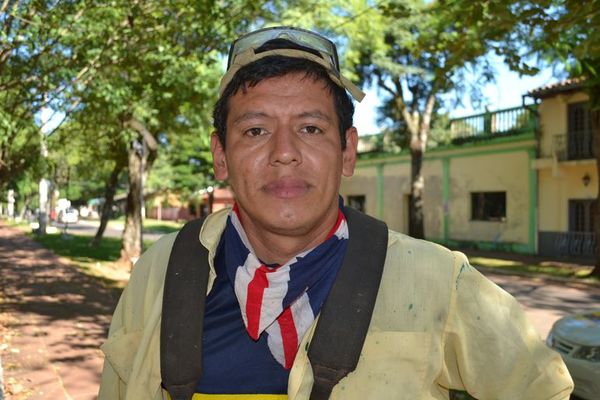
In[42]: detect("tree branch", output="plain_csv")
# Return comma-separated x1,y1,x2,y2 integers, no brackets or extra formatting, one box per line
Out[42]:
377,73,396,97
125,118,159,151
0,0,11,14
392,76,418,136
420,91,436,141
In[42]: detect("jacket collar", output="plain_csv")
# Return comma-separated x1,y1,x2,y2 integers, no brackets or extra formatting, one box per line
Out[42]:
199,207,231,253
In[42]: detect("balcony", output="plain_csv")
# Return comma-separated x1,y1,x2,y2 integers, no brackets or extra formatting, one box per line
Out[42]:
552,131,594,161
539,231,596,261
449,106,536,144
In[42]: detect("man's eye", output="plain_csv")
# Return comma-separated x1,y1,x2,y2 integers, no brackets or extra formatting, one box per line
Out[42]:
245,127,267,137
301,126,322,135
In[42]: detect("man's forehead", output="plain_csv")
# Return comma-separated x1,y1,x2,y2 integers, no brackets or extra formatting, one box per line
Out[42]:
227,73,335,108
236,71,332,95
231,110,333,126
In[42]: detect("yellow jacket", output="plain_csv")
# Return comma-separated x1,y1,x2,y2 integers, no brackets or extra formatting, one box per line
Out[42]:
98,208,573,400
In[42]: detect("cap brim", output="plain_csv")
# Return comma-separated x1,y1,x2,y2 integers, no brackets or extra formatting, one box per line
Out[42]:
219,48,365,102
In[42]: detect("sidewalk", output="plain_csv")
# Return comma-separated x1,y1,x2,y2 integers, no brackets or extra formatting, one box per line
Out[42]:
0,222,121,399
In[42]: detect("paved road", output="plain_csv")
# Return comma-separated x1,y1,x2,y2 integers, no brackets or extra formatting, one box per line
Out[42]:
55,219,165,242
481,271,600,339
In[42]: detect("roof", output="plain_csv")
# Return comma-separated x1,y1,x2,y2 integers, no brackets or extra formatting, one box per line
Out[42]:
527,77,586,99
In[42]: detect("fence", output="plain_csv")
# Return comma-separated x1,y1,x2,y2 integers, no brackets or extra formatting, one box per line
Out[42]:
552,130,595,161
538,231,596,260
450,106,536,140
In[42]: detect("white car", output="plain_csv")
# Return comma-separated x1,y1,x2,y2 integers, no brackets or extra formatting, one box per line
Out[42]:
59,207,79,224
546,311,600,400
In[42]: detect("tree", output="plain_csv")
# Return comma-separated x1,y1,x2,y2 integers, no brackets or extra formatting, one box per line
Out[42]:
0,1,100,192
57,0,268,267
146,130,215,199
513,0,600,275
47,116,128,245
338,0,529,238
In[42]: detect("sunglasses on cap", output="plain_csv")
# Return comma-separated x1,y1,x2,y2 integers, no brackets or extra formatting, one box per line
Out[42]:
219,26,365,102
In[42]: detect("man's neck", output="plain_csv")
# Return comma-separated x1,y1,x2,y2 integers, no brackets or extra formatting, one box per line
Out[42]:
237,208,340,266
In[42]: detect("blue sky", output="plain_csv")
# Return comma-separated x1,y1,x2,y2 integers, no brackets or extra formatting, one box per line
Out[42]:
353,61,559,136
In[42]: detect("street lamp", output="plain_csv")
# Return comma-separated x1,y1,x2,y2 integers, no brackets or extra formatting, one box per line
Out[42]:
207,186,214,214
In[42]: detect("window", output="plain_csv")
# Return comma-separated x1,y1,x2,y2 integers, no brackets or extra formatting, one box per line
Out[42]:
569,199,596,232
567,102,593,160
471,192,506,221
347,195,366,212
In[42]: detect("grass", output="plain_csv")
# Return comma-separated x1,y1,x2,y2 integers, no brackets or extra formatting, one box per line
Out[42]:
106,218,184,234
468,255,599,282
1,216,182,290
33,233,122,262
5,216,599,287
29,232,136,288
141,219,184,234
3,218,31,232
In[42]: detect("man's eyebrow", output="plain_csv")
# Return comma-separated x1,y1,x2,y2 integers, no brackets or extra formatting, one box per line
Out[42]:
232,111,269,125
298,110,332,122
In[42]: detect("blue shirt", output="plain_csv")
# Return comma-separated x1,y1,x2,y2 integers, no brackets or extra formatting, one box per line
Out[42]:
195,238,289,395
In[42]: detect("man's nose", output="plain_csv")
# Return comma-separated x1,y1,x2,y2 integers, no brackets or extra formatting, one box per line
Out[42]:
269,128,302,166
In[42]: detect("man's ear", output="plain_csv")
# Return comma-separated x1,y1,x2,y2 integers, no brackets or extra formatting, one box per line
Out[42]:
342,127,358,177
211,132,228,180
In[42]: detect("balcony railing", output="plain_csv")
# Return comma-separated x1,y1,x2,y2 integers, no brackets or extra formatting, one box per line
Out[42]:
552,130,594,161
539,231,596,260
450,106,536,141
552,135,567,160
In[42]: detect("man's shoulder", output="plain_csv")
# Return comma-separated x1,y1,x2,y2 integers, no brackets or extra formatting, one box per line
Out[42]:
128,231,179,285
387,229,456,261
383,229,463,281
129,209,230,284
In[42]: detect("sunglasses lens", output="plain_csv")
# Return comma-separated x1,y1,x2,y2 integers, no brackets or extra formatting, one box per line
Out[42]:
228,27,339,72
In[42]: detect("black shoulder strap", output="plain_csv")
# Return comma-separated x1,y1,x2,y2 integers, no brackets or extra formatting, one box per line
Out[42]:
161,217,209,400
307,206,388,400
160,209,388,400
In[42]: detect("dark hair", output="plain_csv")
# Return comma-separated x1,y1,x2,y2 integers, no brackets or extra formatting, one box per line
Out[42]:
213,53,355,150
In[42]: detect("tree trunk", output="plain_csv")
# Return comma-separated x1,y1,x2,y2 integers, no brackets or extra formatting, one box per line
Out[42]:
592,108,600,277
409,145,425,239
91,157,125,246
407,95,434,240
119,138,144,268
118,116,159,269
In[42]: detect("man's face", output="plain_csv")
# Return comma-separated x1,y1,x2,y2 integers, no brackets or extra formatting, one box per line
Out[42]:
211,72,358,241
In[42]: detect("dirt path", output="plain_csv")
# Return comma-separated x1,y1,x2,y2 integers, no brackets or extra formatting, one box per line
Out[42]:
0,223,122,399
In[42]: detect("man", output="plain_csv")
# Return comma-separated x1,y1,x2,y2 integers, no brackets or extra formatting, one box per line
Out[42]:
98,27,573,399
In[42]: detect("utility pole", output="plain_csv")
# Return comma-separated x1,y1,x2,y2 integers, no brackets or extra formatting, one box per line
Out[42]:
38,133,50,235
38,101,51,235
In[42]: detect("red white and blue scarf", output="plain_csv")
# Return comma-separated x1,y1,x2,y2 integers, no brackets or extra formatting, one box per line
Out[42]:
223,205,349,369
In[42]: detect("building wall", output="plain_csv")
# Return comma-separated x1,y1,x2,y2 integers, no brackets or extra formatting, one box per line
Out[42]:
538,161,597,231
344,87,596,257
447,151,530,244
536,88,596,233
341,166,379,218
534,86,597,260
342,159,443,236
341,142,534,250
422,159,444,240
380,163,410,232
538,91,589,159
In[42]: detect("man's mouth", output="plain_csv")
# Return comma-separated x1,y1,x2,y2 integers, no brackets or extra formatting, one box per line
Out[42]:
262,178,310,199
